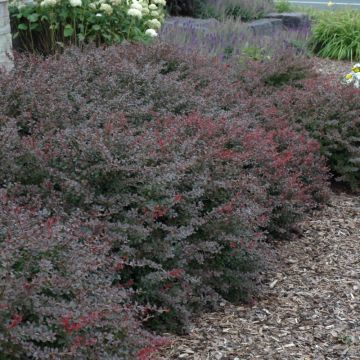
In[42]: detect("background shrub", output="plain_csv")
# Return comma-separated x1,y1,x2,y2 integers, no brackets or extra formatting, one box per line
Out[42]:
0,43,330,358
274,0,292,13
310,9,360,60
204,0,274,21
166,0,205,17
10,0,166,55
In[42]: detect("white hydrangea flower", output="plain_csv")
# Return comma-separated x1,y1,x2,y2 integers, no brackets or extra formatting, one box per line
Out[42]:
100,3,113,14
89,2,97,9
96,12,102,16
69,0,82,7
40,0,58,7
127,8,142,18
145,28,158,37
111,0,122,4
150,10,159,17
130,1,143,10
147,18,161,29
153,0,166,5
148,3,157,10
142,7,150,15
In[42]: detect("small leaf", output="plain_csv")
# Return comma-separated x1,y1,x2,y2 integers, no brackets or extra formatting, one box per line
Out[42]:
77,33,85,42
92,24,101,31
27,13,39,22
64,24,74,38
18,23,28,30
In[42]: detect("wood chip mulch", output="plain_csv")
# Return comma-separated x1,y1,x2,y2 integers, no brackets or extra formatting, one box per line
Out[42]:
157,193,360,359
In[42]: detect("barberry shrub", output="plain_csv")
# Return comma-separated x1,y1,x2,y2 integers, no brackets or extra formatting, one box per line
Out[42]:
235,49,316,95
268,79,360,190
233,50,360,190
0,193,164,359
0,43,330,358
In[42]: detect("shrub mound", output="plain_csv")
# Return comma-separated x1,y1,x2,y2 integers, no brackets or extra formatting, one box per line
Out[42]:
268,79,360,189
0,44,329,359
233,54,360,191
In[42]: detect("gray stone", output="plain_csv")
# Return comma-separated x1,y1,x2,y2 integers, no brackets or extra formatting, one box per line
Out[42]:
0,0,13,72
265,12,310,29
0,23,11,35
164,16,220,31
246,19,283,36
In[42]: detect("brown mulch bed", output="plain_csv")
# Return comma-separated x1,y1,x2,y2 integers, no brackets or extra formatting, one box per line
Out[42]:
158,193,360,359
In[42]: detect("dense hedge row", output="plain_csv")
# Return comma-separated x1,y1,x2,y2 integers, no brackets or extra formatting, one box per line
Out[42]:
2,40,360,358
0,43,332,359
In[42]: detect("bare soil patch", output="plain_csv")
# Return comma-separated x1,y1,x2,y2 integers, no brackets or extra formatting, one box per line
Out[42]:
158,193,360,359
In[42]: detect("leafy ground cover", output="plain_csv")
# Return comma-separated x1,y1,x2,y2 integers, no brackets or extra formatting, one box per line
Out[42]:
0,43,331,359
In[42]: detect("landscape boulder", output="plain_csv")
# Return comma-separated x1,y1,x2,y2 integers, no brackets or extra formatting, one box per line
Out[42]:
246,18,283,36
265,12,310,29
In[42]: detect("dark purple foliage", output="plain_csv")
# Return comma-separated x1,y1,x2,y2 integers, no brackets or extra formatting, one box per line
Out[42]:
0,43,330,359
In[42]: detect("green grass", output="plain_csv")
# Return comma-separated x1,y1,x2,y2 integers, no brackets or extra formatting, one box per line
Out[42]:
274,0,293,13
309,9,360,60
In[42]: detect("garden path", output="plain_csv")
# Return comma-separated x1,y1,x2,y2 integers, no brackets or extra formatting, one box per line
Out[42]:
158,192,360,359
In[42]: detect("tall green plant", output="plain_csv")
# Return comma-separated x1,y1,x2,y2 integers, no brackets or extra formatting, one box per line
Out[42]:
310,9,360,61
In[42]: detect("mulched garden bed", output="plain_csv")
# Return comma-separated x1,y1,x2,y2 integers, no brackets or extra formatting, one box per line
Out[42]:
158,192,360,359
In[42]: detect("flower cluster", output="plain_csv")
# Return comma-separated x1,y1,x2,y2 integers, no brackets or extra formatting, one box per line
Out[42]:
11,0,166,53
126,0,166,37
345,63,360,88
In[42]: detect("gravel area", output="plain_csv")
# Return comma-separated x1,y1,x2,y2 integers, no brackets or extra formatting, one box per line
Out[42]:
311,56,353,77
158,193,360,359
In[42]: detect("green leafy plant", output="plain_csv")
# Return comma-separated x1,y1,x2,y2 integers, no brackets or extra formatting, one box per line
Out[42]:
241,43,271,61
10,0,166,54
274,0,292,13
310,9,360,60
